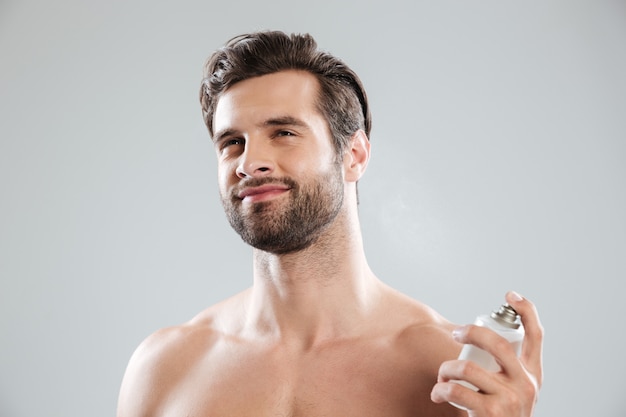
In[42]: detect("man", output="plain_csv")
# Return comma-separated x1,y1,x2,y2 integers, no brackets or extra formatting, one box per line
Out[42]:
117,31,543,416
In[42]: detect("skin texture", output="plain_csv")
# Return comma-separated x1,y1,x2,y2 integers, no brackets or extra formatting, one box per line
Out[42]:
117,70,543,417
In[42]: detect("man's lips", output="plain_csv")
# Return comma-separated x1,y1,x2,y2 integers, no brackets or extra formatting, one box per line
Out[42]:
237,184,291,203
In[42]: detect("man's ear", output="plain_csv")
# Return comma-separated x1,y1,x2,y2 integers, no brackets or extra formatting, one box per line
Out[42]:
343,129,370,182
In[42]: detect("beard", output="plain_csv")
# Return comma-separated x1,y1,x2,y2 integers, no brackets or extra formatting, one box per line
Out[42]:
221,165,344,255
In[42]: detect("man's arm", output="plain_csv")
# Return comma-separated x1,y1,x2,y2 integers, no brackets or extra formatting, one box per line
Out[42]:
430,291,544,416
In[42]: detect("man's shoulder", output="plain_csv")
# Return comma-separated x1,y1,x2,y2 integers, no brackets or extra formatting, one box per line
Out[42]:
132,320,216,367
380,285,455,328
133,289,250,362
378,286,461,362
117,291,251,416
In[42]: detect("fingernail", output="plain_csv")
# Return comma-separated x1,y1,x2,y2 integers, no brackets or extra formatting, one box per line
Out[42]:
509,291,524,302
452,326,466,341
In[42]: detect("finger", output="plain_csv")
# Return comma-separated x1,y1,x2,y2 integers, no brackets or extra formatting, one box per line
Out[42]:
453,325,525,379
437,359,502,394
431,380,485,411
506,291,544,385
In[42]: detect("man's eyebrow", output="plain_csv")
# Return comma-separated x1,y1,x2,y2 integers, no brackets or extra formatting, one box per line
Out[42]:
212,128,238,144
213,116,310,143
262,116,310,129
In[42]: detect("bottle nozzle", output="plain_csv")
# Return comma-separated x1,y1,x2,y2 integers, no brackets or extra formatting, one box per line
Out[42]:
490,303,521,329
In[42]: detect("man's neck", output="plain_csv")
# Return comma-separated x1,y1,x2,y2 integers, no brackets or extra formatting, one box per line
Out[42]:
245,211,383,348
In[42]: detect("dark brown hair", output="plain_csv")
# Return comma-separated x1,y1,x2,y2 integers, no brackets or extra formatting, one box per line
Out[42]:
199,31,371,155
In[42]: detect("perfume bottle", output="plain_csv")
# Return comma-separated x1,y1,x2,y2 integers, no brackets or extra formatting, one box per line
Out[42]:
450,303,524,410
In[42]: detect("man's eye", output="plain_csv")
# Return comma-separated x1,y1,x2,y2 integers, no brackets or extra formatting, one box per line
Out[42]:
217,138,244,155
224,138,244,147
277,131,295,137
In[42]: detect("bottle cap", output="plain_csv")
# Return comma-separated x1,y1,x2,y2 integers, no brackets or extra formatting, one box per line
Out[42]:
490,304,521,329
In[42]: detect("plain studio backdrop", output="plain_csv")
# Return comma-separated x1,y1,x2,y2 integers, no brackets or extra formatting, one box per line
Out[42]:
1,1,625,416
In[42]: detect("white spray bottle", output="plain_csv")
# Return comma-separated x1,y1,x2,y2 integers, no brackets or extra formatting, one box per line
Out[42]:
450,303,524,410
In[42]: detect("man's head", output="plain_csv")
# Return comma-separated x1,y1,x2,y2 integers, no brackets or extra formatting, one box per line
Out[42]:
212,70,346,254
200,30,371,156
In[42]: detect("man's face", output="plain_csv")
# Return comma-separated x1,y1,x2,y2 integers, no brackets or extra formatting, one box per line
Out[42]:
212,70,345,254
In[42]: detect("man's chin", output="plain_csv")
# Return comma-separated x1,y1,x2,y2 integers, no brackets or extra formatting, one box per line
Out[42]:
248,238,315,255
235,223,317,255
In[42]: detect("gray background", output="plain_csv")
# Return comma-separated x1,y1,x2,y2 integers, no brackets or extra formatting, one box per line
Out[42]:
1,0,625,416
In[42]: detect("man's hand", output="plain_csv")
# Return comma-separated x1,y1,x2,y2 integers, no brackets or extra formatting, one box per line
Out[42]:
431,291,544,416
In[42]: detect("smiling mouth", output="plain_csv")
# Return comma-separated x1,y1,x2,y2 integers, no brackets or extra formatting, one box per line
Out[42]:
237,184,291,203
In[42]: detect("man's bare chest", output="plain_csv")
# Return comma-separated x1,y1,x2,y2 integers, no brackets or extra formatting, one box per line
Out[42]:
157,340,456,417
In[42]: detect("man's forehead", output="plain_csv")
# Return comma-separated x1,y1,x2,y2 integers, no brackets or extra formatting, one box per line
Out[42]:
213,70,323,133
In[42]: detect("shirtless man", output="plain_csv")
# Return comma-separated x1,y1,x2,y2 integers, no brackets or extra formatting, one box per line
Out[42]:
117,31,543,417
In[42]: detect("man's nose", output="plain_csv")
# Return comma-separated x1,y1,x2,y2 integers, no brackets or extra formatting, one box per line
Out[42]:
235,140,274,179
